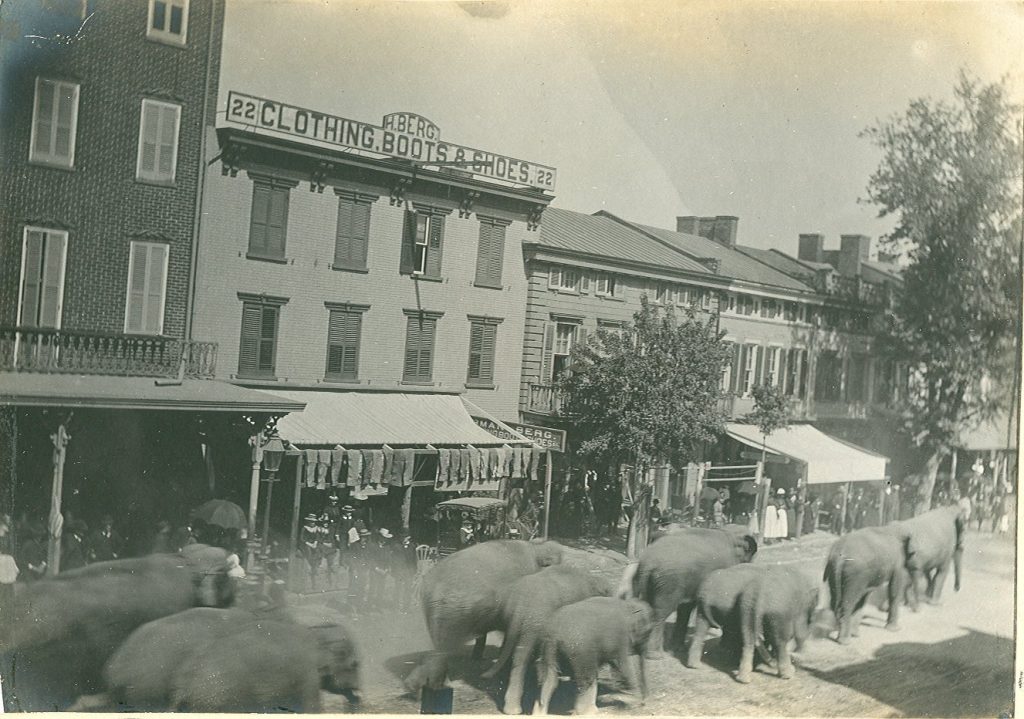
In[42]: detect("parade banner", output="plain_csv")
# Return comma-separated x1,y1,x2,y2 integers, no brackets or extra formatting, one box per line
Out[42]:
224,91,557,192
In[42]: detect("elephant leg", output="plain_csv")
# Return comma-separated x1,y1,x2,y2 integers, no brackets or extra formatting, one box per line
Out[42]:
685,612,711,668
836,591,856,645
669,602,695,653
930,562,951,604
772,621,794,680
472,634,488,661
574,679,599,716
885,575,903,631
645,617,667,659
501,641,535,715
611,649,643,706
534,648,558,717
907,570,923,611
849,593,869,638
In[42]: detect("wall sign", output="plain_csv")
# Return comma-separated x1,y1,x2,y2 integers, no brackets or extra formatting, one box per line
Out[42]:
506,422,566,453
225,91,557,192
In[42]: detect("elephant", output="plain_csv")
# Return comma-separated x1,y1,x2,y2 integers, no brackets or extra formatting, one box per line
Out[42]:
481,564,610,714
823,525,907,644
534,597,653,716
689,564,819,681
71,607,361,712
408,539,564,691
628,527,758,658
893,505,966,607
1,547,235,711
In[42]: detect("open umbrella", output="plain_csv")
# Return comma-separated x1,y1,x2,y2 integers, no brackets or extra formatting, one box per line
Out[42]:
191,499,247,530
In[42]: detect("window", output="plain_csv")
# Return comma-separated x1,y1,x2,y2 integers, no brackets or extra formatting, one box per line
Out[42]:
540,320,586,383
848,354,868,402
784,302,798,322
466,318,501,387
124,241,168,335
324,305,366,381
595,273,617,297
18,227,67,328
403,312,440,383
147,0,188,45
761,299,778,319
764,346,781,386
237,295,287,379
30,78,79,168
656,284,674,305
815,351,843,402
700,290,712,311
726,294,737,313
721,341,734,391
333,192,372,271
248,177,293,260
784,348,807,398
401,211,444,279
548,266,579,292
741,344,761,396
136,99,180,183
474,218,507,289
737,295,755,316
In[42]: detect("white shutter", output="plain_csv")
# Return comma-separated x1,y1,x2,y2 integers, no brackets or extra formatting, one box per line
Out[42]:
157,104,179,179
30,79,78,167
40,233,66,328
145,243,168,334
137,100,180,182
548,266,561,289
19,230,45,326
125,242,168,334
127,244,149,333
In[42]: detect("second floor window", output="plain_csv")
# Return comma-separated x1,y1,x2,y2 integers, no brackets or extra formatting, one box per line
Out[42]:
19,227,67,329
334,192,372,271
403,312,439,383
125,241,168,335
764,346,780,386
148,0,188,45
741,344,761,396
30,78,79,168
238,296,286,379
595,273,617,297
466,319,499,386
400,211,444,278
248,179,291,260
325,307,364,381
548,266,579,292
136,99,180,183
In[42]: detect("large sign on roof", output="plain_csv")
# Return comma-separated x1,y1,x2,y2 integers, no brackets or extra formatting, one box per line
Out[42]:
224,91,556,192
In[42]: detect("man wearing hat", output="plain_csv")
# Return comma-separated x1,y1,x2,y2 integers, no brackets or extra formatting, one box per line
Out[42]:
62,519,89,571
336,502,364,593
301,512,321,591
347,527,372,612
366,527,393,612
87,515,123,563
320,494,342,589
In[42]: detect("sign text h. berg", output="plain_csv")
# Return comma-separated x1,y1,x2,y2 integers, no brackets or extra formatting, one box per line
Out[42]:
225,91,556,192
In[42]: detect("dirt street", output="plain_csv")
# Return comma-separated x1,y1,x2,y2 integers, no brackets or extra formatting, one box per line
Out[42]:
302,530,1014,717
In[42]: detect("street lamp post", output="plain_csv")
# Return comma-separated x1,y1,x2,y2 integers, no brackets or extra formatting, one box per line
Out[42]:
260,430,286,555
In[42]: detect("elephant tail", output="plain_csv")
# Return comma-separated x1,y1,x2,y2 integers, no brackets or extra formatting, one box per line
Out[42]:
824,556,842,620
741,574,766,656
481,615,522,679
617,561,640,599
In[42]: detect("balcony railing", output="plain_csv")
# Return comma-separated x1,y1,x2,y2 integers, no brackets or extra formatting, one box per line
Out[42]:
528,383,563,414
0,326,217,379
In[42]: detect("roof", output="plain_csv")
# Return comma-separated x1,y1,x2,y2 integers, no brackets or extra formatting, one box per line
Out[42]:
537,208,711,275
725,423,890,484
736,246,817,282
0,373,304,413
615,216,814,292
862,260,903,284
259,390,534,447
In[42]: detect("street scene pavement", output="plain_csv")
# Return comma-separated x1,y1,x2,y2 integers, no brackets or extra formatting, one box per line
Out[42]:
299,529,1014,717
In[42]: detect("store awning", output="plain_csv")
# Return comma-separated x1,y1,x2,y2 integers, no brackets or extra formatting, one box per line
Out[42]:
461,398,536,445
258,389,534,447
0,372,304,413
724,422,889,485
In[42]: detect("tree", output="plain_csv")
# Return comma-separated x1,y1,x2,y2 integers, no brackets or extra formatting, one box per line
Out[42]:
861,71,1022,514
557,295,731,557
745,383,792,534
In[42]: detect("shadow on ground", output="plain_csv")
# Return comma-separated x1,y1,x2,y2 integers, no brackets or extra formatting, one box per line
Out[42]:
803,628,1013,718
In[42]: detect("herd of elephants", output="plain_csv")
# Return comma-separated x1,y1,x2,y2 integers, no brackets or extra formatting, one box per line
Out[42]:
0,504,964,714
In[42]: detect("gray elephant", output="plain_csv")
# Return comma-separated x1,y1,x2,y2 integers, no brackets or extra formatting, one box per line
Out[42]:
534,597,653,716
688,564,817,681
823,525,907,644
894,505,966,607
71,607,360,712
481,564,610,714
1,547,235,711
628,527,758,658
408,539,564,691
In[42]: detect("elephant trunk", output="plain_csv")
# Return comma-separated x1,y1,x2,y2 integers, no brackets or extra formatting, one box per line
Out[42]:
953,546,963,592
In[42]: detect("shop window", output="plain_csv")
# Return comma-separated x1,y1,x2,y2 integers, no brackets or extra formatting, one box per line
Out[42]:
467,317,501,387
401,211,444,279
148,0,188,45
325,305,366,381
238,294,288,379
30,78,79,168
403,311,440,383
474,218,507,289
19,227,67,329
124,241,168,335
333,192,372,272
136,99,180,184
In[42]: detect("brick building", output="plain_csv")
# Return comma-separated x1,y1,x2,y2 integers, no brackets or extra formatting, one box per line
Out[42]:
190,94,553,540
0,0,296,607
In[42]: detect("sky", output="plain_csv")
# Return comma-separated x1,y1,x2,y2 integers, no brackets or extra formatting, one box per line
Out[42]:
218,0,1024,255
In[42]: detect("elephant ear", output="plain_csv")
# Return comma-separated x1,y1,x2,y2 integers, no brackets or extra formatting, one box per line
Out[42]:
739,534,758,561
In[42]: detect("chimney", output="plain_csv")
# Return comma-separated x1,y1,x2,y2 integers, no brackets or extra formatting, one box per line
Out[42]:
711,216,738,248
676,216,699,234
839,234,871,276
697,217,717,240
798,233,824,263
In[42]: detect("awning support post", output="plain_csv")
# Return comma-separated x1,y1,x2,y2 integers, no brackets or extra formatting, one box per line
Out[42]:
794,471,806,539
878,482,886,526
542,450,552,541
401,484,413,534
288,459,302,591
46,417,71,577
839,481,851,534
246,431,263,572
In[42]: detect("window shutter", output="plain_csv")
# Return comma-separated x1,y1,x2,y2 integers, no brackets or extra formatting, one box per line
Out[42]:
418,318,435,379
351,201,370,269
334,197,355,268
258,306,277,372
266,186,288,258
424,214,443,278
249,184,270,255
754,346,764,386
19,231,45,327
729,343,740,392
737,345,749,392
548,267,561,289
140,103,159,176
468,322,483,380
580,272,590,294
540,322,555,384
238,303,262,374
145,244,167,333
576,326,588,352
157,105,177,178
34,81,55,157
399,211,415,274
403,316,421,380
777,349,788,392
474,222,505,288
127,244,149,333
55,83,75,159
480,323,495,382
488,224,505,287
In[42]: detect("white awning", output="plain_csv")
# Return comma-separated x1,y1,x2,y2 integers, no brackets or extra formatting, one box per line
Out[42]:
724,423,889,485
